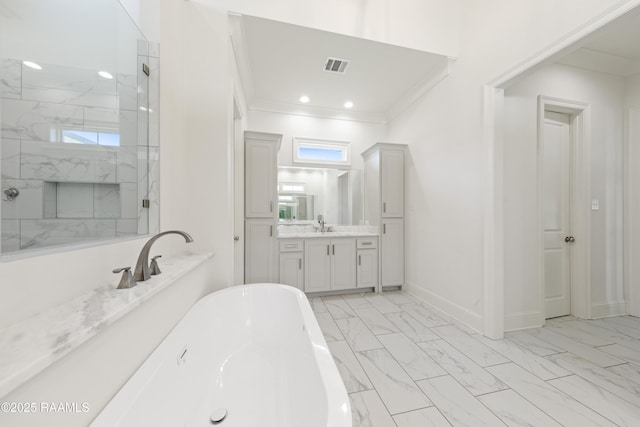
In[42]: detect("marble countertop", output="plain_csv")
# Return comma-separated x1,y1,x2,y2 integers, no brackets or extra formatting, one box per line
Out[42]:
0,251,213,399
278,231,379,239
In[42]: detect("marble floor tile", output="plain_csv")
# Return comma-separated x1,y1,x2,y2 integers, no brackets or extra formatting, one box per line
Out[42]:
506,330,565,356
342,293,374,310
546,320,614,347
327,340,373,393
597,344,640,367
487,363,615,427
472,334,571,380
354,308,400,335
364,294,403,314
314,312,343,342
547,352,640,407
383,291,418,305
392,407,451,427
432,325,509,367
555,320,640,352
526,328,624,367
402,304,449,328
385,311,440,342
594,317,640,339
416,375,506,427
323,296,358,319
478,389,562,427
608,363,640,386
335,318,383,351
549,374,640,427
309,297,328,313
349,390,396,427
377,333,446,380
356,348,432,414
417,340,507,396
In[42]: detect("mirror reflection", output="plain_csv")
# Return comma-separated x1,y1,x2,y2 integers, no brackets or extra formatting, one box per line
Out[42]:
278,166,363,226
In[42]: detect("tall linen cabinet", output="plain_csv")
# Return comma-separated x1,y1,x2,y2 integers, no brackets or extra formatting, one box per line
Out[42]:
244,131,281,283
362,143,406,291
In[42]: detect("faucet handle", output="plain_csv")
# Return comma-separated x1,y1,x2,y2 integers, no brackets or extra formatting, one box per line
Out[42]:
150,255,162,276
113,266,137,289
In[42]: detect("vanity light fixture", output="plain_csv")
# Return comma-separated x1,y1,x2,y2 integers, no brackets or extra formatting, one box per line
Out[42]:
344,101,353,109
22,61,42,70
98,71,114,79
299,95,310,103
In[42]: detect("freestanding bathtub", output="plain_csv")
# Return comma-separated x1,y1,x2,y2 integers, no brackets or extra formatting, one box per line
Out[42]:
91,284,351,427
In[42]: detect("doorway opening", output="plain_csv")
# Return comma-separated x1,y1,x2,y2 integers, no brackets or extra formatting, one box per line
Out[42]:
538,97,591,323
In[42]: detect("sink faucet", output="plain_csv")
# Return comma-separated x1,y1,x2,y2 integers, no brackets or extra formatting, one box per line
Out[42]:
133,230,194,281
317,215,326,233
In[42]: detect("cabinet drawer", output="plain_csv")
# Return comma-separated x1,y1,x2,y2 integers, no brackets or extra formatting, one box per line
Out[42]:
279,239,304,252
357,237,378,249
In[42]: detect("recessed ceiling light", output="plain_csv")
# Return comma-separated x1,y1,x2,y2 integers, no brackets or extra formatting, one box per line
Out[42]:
98,71,113,80
22,61,42,70
344,101,354,109
299,95,310,103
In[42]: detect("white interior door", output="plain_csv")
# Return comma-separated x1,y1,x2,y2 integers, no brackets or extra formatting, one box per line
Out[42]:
543,111,572,318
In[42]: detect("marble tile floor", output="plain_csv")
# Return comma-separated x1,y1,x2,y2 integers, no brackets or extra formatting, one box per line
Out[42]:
311,291,640,427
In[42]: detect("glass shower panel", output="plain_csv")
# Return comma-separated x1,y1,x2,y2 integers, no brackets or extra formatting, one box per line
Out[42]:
0,0,157,254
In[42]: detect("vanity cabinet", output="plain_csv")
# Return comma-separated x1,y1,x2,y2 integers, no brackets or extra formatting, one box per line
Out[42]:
363,143,406,290
245,219,277,283
279,240,304,291
304,238,356,292
357,237,378,288
245,132,279,218
380,149,404,217
244,131,281,284
380,218,404,287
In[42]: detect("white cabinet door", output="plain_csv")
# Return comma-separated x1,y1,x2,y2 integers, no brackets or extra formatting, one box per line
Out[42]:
381,218,404,287
245,219,277,283
279,252,304,291
357,249,378,288
305,238,331,292
331,238,357,290
381,150,404,217
245,139,276,218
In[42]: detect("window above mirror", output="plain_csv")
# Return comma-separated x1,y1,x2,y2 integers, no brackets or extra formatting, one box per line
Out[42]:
292,137,351,167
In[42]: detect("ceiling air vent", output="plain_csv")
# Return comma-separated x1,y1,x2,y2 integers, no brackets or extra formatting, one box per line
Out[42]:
323,57,349,74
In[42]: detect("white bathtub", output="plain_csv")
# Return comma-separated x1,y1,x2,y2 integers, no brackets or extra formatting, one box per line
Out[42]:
92,284,351,427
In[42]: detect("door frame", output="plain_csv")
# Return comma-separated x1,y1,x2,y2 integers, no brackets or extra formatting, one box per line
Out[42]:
537,96,591,323
626,107,640,316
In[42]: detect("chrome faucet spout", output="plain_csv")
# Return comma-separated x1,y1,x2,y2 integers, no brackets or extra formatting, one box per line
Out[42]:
133,230,194,281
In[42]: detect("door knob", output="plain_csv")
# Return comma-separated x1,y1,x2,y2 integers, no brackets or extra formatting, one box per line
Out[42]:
564,236,575,243
234,235,240,241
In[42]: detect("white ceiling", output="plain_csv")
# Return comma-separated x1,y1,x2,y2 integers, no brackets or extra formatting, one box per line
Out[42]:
558,8,640,77
231,15,450,123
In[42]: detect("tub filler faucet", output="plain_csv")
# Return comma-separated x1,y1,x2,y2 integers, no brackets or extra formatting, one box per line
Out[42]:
133,230,194,281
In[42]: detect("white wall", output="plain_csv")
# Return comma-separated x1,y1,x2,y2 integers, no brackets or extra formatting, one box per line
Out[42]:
247,110,387,171
387,0,636,332
503,64,626,328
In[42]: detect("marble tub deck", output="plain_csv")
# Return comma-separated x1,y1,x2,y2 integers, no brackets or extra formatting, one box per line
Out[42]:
312,291,640,427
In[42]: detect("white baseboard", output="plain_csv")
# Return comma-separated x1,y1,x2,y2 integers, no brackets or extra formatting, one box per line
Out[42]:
504,311,542,332
404,281,482,333
591,301,627,319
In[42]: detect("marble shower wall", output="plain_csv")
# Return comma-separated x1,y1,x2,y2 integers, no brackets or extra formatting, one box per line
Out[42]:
0,42,160,253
